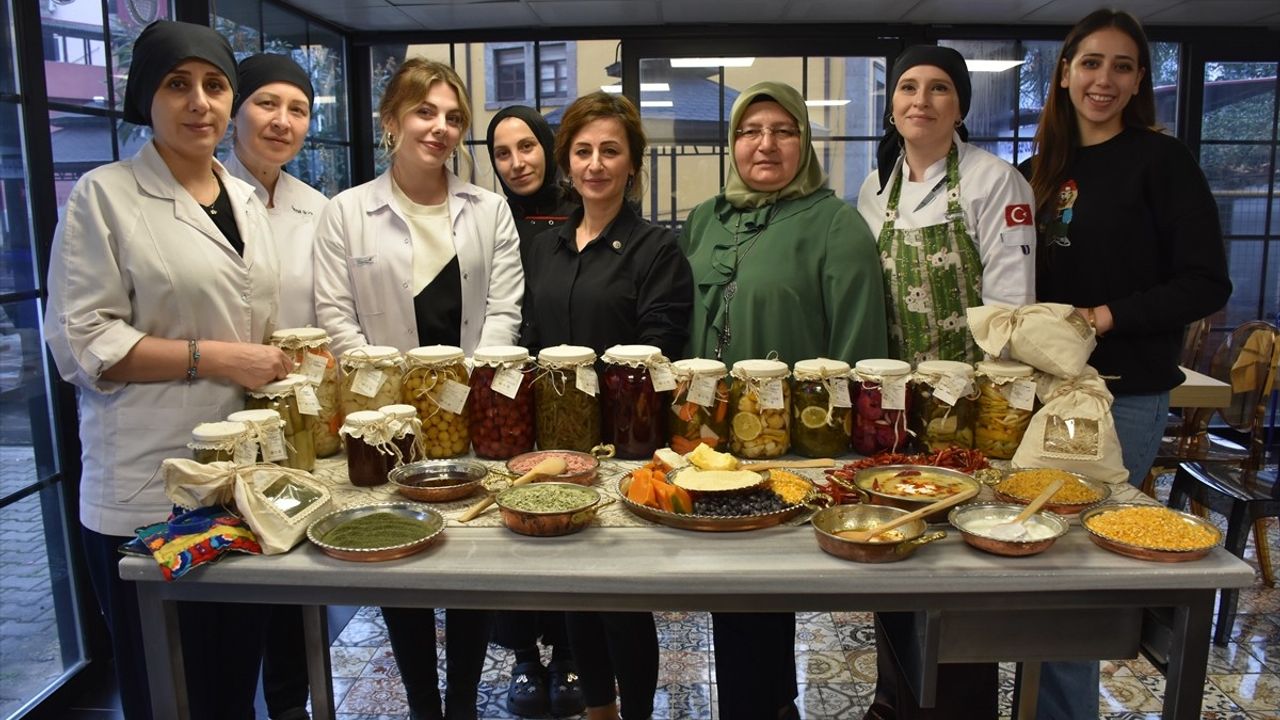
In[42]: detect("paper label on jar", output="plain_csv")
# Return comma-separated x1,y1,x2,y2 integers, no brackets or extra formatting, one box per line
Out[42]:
295,384,321,415
436,379,470,415
649,364,677,392
830,378,852,408
1004,378,1037,411
234,439,258,466
688,375,718,407
491,367,524,400
350,367,385,398
262,427,289,462
882,378,907,411
932,375,969,406
758,379,785,410
300,353,328,384
575,366,599,397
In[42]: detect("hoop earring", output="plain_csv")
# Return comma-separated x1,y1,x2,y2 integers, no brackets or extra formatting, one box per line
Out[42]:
888,115,896,126
383,131,395,147
955,119,963,128
625,175,635,193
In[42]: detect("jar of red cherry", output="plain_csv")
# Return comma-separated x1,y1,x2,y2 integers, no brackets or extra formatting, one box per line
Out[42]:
468,345,535,459
851,359,913,456
600,344,674,459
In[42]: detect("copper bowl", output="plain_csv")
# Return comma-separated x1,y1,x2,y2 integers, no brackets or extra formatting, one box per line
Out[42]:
948,502,1069,557
507,450,600,485
388,460,487,502
994,468,1111,515
1080,503,1221,562
306,502,444,562
811,504,946,563
843,464,980,522
495,482,603,537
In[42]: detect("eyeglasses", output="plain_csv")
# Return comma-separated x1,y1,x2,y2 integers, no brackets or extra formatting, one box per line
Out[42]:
733,125,802,143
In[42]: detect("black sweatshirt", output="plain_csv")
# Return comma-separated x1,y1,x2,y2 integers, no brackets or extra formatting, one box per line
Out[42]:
1032,127,1232,395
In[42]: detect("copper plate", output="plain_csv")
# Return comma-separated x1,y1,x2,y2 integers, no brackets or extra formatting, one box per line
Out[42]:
307,502,444,562
618,472,811,532
507,450,600,485
849,464,981,521
388,460,488,502
1080,503,1221,562
994,468,1111,515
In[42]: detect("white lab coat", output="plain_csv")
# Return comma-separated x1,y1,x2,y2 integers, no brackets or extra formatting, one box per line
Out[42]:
225,152,328,328
313,169,523,357
44,140,280,536
858,134,1037,308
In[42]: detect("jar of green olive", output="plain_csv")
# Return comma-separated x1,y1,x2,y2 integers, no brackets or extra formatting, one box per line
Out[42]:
269,327,340,457
338,345,405,420
402,345,471,458
227,408,288,466
534,345,601,452
910,360,978,452
669,358,729,455
245,374,317,471
791,358,852,458
729,359,791,459
189,420,251,465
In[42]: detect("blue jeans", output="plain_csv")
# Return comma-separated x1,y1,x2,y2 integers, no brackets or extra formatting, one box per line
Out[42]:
1034,391,1170,719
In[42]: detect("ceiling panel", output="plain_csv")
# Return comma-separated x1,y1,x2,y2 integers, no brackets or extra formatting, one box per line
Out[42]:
528,0,662,25
396,1,541,28
902,0,1055,24
782,0,915,23
1020,0,1194,23
294,3,418,30
1144,0,1280,23
660,0,790,24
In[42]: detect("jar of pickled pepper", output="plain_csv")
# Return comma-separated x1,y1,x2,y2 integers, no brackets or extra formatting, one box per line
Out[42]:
974,360,1037,459
910,360,978,452
469,345,536,459
790,358,852,458
402,345,471,458
669,358,729,455
339,410,394,487
269,327,340,457
379,404,422,467
851,359,913,456
338,345,405,420
534,345,601,452
245,374,316,471
600,344,673,459
189,420,250,465
227,408,288,466
729,359,791,459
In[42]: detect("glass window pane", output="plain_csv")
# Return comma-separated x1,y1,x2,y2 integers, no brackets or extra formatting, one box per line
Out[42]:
1263,240,1280,326
107,0,171,113
1201,142,1274,236
49,110,113,213
263,2,305,61
804,56,885,141
213,0,263,60
1,0,15,95
307,22,348,143
1151,42,1180,134
1201,62,1278,142
1020,40,1060,141
41,0,109,108
372,43,448,140
1224,239,1263,326
117,118,152,162
813,139,877,205
291,141,349,199
1,102,35,295
940,40,1022,141
1272,159,1280,236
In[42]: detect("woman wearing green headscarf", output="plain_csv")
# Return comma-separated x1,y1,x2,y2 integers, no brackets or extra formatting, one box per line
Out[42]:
681,81,886,720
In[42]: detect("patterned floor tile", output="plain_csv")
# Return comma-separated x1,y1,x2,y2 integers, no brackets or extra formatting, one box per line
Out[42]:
656,613,712,652
1212,673,1280,712
798,651,855,684
334,713,406,720
1098,713,1161,720
806,681,874,720
836,620,877,652
652,682,711,720
339,676,410,715
830,611,873,626
845,648,878,684
795,617,844,653
1209,643,1272,674
1099,673,1162,713
334,611,389,647
1243,642,1280,674
331,645,379,678
1200,677,1248,714
658,649,712,685
473,678,524,720
1231,614,1280,644
1246,710,1280,720
362,647,405,679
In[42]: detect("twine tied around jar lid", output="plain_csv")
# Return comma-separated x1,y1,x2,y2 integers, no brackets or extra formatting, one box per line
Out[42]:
601,344,669,369
535,345,597,397
975,360,1034,386
188,420,251,456
472,345,531,369
730,357,789,399
852,358,915,451
246,373,306,399
672,358,728,406
226,408,295,464
270,327,330,351
913,360,978,397
340,345,405,373
794,358,851,428
404,346,468,417
340,410,405,466
379,404,426,461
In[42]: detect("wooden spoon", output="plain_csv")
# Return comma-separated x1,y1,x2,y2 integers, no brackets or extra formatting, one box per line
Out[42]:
458,457,567,522
836,484,979,543
988,477,1065,541
739,458,835,472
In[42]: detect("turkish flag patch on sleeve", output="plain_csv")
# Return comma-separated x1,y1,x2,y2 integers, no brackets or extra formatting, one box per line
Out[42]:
1005,204,1032,227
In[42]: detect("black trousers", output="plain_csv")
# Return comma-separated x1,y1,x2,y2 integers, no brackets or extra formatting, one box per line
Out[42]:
382,607,492,720
262,604,310,718
711,612,798,719
866,613,998,720
491,609,570,651
564,611,658,719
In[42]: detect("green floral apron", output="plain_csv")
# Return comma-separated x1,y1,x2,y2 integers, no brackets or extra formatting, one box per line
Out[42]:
877,145,984,364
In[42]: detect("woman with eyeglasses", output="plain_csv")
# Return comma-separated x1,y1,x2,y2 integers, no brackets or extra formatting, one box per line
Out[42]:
681,81,885,720
857,45,1036,366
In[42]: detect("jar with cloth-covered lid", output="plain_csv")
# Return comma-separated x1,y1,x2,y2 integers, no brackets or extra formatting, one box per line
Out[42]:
534,345,601,452
469,345,535,459
852,359,913,456
402,346,471,458
975,360,1037,459
910,360,977,452
601,344,673,459
338,345,404,419
729,359,791,459
340,410,395,487
791,358,852,458
189,421,251,465
669,358,729,455
379,404,422,466
245,374,317,471
269,328,340,457
227,408,289,467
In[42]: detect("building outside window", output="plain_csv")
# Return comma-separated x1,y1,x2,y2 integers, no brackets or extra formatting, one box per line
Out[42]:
484,41,577,109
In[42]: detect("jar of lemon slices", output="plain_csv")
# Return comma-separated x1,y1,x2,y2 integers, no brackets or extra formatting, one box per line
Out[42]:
790,358,852,458
728,359,790,459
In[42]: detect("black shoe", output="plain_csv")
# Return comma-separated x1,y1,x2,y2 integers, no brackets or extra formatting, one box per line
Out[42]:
506,660,549,718
547,659,585,717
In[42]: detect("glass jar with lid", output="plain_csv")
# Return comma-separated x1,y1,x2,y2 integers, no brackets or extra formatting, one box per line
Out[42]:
600,345,673,459
469,345,536,459
338,345,405,420
189,420,251,465
729,359,791,459
227,408,288,466
402,345,471,459
974,360,1037,459
245,374,317,471
379,404,422,466
269,327,340,457
534,345,601,452
669,358,729,455
852,359,913,456
910,360,978,452
339,410,394,487
791,358,852,458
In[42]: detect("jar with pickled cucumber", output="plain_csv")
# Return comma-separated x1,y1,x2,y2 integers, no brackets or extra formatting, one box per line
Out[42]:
227,408,287,466
601,345,673,459
402,346,471,458
269,327,340,457
338,345,405,420
669,358,729,455
534,345,601,452
340,410,394,487
974,360,1037,459
729,359,791,459
245,374,316,471
469,345,536,459
791,358,852,458
189,421,251,465
910,360,977,452
852,359,913,456
379,404,422,466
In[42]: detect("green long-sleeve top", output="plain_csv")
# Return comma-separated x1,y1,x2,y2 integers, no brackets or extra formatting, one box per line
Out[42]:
680,188,888,367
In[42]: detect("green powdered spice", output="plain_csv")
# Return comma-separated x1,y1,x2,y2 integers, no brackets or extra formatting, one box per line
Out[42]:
320,512,432,549
500,484,595,513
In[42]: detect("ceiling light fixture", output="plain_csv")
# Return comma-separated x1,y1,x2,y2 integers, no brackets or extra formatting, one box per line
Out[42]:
600,83,671,93
965,59,1025,72
805,99,851,107
640,100,674,108
670,57,755,68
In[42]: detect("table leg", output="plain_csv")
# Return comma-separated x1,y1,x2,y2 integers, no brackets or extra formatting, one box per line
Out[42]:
1015,661,1040,720
1161,592,1214,720
136,582,188,720
302,605,335,720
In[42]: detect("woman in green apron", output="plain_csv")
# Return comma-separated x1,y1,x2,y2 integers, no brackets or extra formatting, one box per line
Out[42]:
857,45,1036,366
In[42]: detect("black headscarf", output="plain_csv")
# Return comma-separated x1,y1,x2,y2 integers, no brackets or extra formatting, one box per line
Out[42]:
875,45,973,193
485,106,561,214
232,53,315,115
122,20,238,127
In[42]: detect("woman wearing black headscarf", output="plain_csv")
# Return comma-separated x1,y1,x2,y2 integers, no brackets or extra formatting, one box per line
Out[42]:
43,20,289,720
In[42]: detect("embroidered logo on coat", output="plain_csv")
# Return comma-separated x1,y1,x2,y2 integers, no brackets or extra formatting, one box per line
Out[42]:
1004,204,1032,227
